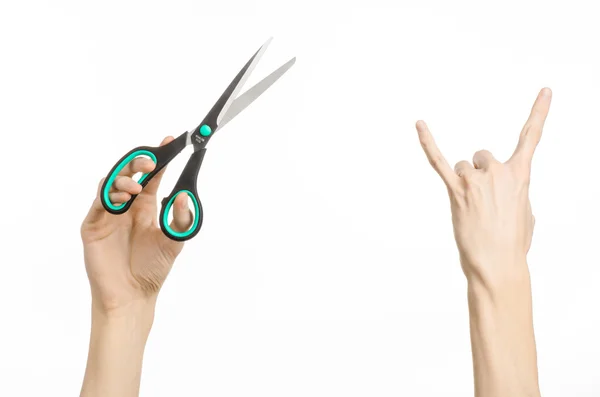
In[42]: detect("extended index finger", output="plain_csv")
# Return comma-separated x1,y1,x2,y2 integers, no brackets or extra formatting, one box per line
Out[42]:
510,87,552,164
416,120,457,189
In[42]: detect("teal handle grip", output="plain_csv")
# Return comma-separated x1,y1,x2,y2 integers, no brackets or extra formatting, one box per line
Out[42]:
101,149,157,212
158,149,206,241
159,190,202,241
100,133,188,215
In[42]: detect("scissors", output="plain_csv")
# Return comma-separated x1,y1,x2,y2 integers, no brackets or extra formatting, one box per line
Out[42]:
100,38,295,242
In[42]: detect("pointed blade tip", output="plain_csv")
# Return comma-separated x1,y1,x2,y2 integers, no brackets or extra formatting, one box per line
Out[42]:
262,37,274,48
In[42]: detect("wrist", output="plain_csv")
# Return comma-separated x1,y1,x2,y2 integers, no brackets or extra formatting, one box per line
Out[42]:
91,297,157,334
466,268,540,397
82,298,155,396
462,255,530,294
467,270,533,322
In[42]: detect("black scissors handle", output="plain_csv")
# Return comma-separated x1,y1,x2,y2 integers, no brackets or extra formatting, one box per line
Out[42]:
100,132,205,242
158,149,205,242
100,133,187,215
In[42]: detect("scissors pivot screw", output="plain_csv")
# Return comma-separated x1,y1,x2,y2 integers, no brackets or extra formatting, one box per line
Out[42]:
199,124,212,136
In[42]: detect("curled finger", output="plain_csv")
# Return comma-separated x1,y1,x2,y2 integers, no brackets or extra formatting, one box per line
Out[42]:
112,176,143,195
109,191,132,206
119,156,156,177
454,160,474,178
473,150,498,170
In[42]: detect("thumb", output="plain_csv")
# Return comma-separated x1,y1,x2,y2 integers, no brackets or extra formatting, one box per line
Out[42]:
158,193,194,257
170,193,194,233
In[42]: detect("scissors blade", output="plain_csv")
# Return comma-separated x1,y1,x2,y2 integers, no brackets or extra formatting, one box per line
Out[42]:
216,57,296,131
214,37,272,126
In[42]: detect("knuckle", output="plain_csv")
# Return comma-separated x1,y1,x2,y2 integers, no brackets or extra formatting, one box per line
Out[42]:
419,135,432,147
429,153,443,168
128,158,139,168
473,149,493,165
454,160,469,173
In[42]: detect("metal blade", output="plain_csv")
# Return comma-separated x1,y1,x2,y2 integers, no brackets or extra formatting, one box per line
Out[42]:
217,57,296,131
216,37,272,126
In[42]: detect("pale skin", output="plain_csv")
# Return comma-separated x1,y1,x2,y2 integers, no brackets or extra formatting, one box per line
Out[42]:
80,136,193,397
417,87,552,397
78,89,551,396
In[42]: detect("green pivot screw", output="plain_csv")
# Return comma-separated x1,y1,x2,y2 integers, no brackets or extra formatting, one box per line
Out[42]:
200,124,212,137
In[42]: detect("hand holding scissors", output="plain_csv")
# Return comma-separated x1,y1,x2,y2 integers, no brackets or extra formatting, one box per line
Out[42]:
100,38,295,241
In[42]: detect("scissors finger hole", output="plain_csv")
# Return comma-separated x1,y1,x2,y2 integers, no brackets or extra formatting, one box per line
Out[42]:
108,191,131,206
162,190,201,239
104,150,157,211
167,195,195,228
129,155,156,183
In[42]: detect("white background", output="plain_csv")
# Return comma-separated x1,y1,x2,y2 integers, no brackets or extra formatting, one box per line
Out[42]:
1,0,599,396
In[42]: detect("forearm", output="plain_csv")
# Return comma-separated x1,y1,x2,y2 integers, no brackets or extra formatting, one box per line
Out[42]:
81,301,156,397
466,262,540,397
